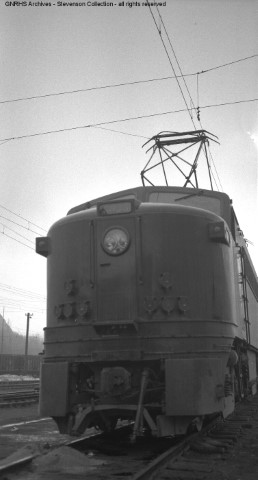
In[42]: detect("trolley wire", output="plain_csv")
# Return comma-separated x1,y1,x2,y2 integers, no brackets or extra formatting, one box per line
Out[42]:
94,125,149,139
0,222,34,245
199,54,258,74
0,98,256,144
153,5,224,191
0,54,256,106
0,207,46,254
0,283,46,320
148,4,196,128
0,282,46,300
0,215,45,236
0,231,34,251
0,204,47,233
155,5,198,122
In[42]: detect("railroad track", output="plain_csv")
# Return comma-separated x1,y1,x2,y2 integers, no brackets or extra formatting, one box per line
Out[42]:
0,394,258,479
0,381,39,407
0,380,39,391
0,418,226,478
133,396,258,480
0,391,39,408
0,420,223,479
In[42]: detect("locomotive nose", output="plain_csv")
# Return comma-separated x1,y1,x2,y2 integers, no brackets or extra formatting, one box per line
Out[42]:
95,214,137,331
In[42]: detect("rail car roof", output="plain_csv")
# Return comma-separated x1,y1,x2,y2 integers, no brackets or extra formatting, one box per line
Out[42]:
68,186,230,214
67,186,232,226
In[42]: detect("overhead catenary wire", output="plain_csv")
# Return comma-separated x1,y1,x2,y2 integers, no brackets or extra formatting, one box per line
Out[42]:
0,298,45,310
94,126,149,139
0,125,148,143
0,299,45,311
0,222,35,245
199,54,258,74
154,5,223,192
0,282,45,300
0,230,35,250
0,97,257,143
0,208,46,254
195,67,224,191
197,105,224,191
195,75,224,190
0,292,46,308
196,73,200,119
155,5,197,121
0,214,45,236
147,3,196,129
0,140,12,146
0,54,256,105
0,284,46,329
0,46,254,197
208,149,224,192
195,73,223,191
0,204,47,232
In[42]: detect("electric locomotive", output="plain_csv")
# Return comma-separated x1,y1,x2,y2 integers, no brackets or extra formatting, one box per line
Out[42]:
36,185,258,437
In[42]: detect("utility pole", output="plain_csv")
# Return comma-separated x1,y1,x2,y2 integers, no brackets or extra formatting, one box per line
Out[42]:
1,307,5,354
25,312,33,356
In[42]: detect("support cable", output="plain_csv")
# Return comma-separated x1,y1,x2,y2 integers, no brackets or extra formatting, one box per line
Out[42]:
150,6,222,190
0,231,34,250
0,204,47,233
0,98,257,144
0,214,44,236
148,4,197,129
0,55,256,106
0,282,46,300
156,6,198,120
0,222,34,245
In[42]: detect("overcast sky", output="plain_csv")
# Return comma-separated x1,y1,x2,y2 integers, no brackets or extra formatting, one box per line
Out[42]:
0,0,257,336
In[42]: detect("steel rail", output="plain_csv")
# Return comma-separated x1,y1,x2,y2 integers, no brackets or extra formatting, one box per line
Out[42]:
0,381,39,389
0,391,39,408
131,437,190,480
0,455,38,474
131,415,221,480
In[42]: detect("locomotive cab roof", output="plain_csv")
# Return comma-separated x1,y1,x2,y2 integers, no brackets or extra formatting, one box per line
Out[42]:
68,185,234,233
68,186,231,215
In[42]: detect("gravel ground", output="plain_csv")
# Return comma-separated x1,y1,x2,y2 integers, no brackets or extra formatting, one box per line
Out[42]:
209,397,258,480
1,397,258,479
181,395,258,480
0,403,41,427
0,403,70,463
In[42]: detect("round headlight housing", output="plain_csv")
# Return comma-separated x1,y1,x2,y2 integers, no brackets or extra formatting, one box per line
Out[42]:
102,227,130,256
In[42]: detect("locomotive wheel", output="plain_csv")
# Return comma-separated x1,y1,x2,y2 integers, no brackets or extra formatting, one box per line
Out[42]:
96,415,118,432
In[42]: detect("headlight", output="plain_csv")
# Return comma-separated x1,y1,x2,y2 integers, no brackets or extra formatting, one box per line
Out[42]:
208,221,230,245
102,227,130,255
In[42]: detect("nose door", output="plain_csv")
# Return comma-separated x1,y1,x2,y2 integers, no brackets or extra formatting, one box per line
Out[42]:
95,217,137,325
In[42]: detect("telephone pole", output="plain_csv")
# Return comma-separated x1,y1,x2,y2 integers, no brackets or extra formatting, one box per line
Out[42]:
1,307,5,354
25,312,33,356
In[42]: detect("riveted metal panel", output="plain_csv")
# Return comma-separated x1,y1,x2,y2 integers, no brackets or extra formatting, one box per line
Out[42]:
165,357,224,416
40,362,69,417
96,217,137,324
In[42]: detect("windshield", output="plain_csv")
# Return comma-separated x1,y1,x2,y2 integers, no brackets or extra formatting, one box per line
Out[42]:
148,191,221,215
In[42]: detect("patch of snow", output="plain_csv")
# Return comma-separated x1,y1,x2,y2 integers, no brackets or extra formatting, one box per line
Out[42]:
0,375,39,382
